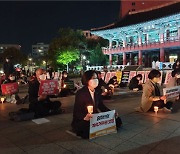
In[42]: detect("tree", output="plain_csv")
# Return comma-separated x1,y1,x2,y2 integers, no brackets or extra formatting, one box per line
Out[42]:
48,28,86,69
89,44,108,66
56,48,79,72
2,47,27,66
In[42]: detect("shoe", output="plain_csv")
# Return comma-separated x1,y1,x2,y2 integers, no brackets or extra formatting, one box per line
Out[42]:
163,107,172,113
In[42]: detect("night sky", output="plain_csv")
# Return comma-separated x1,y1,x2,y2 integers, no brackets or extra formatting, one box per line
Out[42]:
0,1,120,54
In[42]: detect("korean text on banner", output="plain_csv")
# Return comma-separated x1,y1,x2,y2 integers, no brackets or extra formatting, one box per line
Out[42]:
38,80,59,96
1,82,18,95
89,110,117,139
163,86,180,101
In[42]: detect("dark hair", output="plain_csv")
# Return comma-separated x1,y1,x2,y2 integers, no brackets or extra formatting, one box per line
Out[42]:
136,74,142,80
171,69,180,77
148,69,161,79
82,70,97,86
112,76,117,80
62,71,67,75
96,71,101,75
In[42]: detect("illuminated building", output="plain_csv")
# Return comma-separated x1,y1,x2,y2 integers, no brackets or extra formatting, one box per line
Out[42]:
91,1,180,67
32,43,49,58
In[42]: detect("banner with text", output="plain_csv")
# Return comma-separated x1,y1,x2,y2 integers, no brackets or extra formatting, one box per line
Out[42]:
89,110,117,139
1,82,18,95
164,70,172,85
38,80,59,96
163,86,180,101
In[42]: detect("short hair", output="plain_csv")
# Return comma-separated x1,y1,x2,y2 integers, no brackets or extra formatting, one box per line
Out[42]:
81,70,97,86
148,69,161,79
136,74,142,80
96,71,101,75
171,69,180,77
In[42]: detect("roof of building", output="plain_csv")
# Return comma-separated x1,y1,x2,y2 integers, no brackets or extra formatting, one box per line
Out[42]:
91,2,180,31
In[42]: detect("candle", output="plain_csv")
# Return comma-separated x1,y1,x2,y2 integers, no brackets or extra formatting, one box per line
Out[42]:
87,105,93,114
154,106,158,114
1,97,5,104
105,89,108,93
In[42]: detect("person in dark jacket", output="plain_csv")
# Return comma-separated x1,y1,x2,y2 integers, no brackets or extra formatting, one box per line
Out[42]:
96,71,112,99
129,74,143,91
3,57,14,80
28,68,61,118
172,59,180,71
71,70,122,139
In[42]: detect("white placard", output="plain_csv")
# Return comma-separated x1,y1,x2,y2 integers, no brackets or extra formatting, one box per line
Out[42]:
163,86,180,101
32,118,50,124
89,110,117,139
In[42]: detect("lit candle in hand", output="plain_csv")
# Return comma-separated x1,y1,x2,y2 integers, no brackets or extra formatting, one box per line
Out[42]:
87,105,93,114
1,97,5,104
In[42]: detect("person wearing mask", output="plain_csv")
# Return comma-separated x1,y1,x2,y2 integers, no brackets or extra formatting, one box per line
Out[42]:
28,68,61,118
3,57,14,80
71,70,122,139
172,59,180,71
96,71,112,99
129,74,143,91
3,73,22,104
135,69,172,112
166,70,180,88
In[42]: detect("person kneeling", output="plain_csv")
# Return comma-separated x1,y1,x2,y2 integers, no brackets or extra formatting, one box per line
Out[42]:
28,68,61,118
129,74,143,91
135,69,172,113
71,70,122,139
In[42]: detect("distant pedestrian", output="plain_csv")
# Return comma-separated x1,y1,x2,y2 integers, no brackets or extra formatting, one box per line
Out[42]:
3,57,14,80
129,74,143,91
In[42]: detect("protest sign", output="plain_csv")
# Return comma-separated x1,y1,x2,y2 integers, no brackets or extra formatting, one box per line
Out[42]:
164,70,172,84
116,71,122,84
121,71,130,83
1,82,18,95
104,72,111,83
163,86,180,101
89,110,117,139
144,71,150,83
38,80,59,96
128,71,137,83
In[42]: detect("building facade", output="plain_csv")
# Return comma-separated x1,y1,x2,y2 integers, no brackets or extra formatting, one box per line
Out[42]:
32,43,49,58
91,2,180,67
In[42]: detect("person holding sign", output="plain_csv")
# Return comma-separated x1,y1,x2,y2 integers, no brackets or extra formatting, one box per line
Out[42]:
135,69,173,113
166,70,180,88
28,68,61,118
129,74,143,91
71,70,122,139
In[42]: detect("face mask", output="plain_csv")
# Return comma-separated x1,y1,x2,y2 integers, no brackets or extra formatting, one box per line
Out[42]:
39,74,46,80
9,76,15,81
89,79,99,88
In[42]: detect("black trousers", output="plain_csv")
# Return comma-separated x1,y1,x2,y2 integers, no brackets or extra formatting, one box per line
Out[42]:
29,100,61,118
149,100,173,111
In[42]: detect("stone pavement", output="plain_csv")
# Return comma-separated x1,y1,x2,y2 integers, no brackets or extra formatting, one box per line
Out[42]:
0,85,180,154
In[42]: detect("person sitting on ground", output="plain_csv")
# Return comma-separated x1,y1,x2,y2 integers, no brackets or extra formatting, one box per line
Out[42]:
166,69,180,88
71,70,122,139
129,74,143,91
2,73,22,104
108,76,119,88
96,71,112,99
166,69,180,103
172,59,180,71
135,69,173,113
28,68,61,118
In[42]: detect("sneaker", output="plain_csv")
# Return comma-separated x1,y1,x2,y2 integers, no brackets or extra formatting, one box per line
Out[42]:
163,107,172,113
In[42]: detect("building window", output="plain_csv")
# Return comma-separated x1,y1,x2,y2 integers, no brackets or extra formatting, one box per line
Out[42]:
132,2,135,6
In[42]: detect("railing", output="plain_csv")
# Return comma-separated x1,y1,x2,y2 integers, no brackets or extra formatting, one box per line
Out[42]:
102,36,180,54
